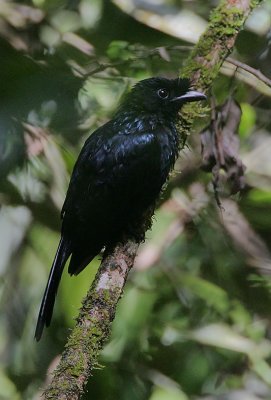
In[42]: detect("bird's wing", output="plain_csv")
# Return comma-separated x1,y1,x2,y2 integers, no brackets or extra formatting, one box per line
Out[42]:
61,122,161,276
61,122,159,219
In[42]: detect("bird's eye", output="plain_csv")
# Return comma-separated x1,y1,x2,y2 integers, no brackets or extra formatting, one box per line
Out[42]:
157,88,169,99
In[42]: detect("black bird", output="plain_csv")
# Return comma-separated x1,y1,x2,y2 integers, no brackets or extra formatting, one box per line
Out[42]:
35,77,206,340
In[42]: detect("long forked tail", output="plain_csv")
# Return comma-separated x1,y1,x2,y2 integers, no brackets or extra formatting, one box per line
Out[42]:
35,237,71,341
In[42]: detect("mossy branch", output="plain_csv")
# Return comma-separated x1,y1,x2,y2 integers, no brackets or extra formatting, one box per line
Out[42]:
43,241,139,399
43,1,263,399
181,0,263,129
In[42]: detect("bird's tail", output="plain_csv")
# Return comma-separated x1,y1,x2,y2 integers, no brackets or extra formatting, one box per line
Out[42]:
35,237,71,341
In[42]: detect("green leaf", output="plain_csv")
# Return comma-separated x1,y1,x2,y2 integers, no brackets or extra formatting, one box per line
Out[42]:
180,274,230,313
107,40,133,60
239,103,256,137
149,386,188,400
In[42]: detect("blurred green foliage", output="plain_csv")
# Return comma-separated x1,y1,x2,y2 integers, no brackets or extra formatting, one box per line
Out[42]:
1,0,271,399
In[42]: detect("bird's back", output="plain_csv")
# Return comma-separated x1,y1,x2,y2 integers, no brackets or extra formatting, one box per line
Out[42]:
61,116,179,274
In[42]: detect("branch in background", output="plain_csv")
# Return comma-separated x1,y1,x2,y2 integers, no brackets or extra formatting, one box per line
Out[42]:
226,57,271,88
44,0,263,399
221,58,271,97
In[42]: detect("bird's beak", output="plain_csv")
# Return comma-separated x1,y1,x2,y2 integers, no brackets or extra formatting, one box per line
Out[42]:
171,90,207,103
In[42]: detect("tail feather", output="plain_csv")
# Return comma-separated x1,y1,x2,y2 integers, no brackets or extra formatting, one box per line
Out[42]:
35,237,71,341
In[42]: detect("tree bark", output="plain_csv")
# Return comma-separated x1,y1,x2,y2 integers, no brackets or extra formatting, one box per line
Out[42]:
43,1,263,398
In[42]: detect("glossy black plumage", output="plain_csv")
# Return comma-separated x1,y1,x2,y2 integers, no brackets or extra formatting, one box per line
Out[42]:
35,77,206,340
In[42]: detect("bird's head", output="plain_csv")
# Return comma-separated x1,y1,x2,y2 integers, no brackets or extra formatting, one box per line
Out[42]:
121,77,206,117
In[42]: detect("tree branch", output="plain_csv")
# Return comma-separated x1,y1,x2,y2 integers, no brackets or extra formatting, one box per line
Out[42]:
226,56,271,88
43,1,263,398
43,241,139,399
